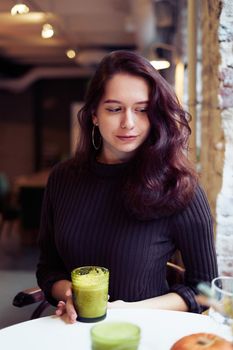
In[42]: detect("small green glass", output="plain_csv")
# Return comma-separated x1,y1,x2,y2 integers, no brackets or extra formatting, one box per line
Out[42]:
91,322,141,350
71,266,109,323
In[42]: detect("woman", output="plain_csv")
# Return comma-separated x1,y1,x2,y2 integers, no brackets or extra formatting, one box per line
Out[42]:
36,50,218,323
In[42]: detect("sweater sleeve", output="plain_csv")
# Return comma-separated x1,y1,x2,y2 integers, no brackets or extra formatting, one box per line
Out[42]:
170,185,218,313
36,168,70,306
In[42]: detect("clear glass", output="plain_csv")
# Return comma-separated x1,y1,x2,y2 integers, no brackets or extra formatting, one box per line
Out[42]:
91,322,141,350
71,266,109,323
209,276,233,341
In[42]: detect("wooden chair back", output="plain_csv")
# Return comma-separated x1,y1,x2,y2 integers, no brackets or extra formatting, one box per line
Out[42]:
166,261,185,286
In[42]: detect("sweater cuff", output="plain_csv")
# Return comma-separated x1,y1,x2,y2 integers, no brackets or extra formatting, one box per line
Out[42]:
169,284,205,313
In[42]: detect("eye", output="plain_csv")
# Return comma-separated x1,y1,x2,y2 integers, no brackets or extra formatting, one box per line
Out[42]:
135,107,148,113
106,107,122,113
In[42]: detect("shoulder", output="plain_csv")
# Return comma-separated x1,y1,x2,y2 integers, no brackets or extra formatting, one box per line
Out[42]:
52,157,79,175
173,183,213,226
188,184,212,216
47,158,79,186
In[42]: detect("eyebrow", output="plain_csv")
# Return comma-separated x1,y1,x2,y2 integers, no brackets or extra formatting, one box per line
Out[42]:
103,99,149,104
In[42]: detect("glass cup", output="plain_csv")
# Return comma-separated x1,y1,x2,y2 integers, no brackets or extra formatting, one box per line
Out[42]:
209,276,233,341
91,321,141,350
71,266,109,323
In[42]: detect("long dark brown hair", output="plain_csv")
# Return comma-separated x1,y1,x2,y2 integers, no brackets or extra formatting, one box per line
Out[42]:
76,50,198,219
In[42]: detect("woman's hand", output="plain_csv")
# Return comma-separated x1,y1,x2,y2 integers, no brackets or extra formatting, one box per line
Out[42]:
55,289,77,323
52,280,77,324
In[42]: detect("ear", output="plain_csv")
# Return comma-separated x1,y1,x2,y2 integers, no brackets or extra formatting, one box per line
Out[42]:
92,113,98,126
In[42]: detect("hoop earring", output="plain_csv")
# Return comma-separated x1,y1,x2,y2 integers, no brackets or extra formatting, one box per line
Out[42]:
92,125,102,150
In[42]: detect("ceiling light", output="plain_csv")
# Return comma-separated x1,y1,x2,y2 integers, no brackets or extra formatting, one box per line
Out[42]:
66,49,76,59
41,23,54,39
150,59,170,70
11,3,29,16
146,43,174,70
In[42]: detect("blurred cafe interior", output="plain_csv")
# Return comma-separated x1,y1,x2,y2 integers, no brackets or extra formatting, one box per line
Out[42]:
0,0,233,329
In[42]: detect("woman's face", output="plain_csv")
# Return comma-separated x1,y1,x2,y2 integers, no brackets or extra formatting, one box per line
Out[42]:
93,73,151,164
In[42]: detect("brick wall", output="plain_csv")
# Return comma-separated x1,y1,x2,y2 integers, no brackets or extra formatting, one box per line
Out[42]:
215,0,233,275
200,0,223,220
201,0,233,275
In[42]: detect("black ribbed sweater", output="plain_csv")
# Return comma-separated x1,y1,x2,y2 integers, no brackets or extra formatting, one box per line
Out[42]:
36,158,218,313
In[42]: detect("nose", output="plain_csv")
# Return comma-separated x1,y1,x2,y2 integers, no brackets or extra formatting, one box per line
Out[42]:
120,109,135,129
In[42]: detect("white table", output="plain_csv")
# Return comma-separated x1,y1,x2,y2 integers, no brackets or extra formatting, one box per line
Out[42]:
0,309,223,349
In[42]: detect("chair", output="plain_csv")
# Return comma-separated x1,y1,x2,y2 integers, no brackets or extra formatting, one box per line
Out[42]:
13,287,49,320
166,261,185,286
13,262,185,320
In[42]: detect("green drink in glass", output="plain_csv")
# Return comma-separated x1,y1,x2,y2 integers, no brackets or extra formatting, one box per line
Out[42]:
71,266,109,323
91,322,141,350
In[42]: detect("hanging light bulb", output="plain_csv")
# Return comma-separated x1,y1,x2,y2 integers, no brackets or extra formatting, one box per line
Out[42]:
11,3,30,16
66,49,76,59
41,23,54,39
147,43,173,70
150,59,170,70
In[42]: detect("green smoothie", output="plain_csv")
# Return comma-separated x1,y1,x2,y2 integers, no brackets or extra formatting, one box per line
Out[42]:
91,322,141,350
71,266,109,322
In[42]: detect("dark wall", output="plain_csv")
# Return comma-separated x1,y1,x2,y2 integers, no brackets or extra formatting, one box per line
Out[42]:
35,78,88,129
0,76,89,178
33,77,89,169
0,88,34,123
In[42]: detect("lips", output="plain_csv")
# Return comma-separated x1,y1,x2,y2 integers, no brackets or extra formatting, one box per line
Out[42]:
116,135,137,140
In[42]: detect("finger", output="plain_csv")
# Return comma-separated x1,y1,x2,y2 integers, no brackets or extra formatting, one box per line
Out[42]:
55,301,66,316
56,306,65,316
66,296,77,323
57,301,66,307
195,295,210,306
56,309,63,316
65,288,72,297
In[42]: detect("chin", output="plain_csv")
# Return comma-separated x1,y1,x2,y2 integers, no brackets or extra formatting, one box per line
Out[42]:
170,333,233,350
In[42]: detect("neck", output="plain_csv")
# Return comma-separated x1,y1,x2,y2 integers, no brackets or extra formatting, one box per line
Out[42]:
96,150,135,165
96,154,129,165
